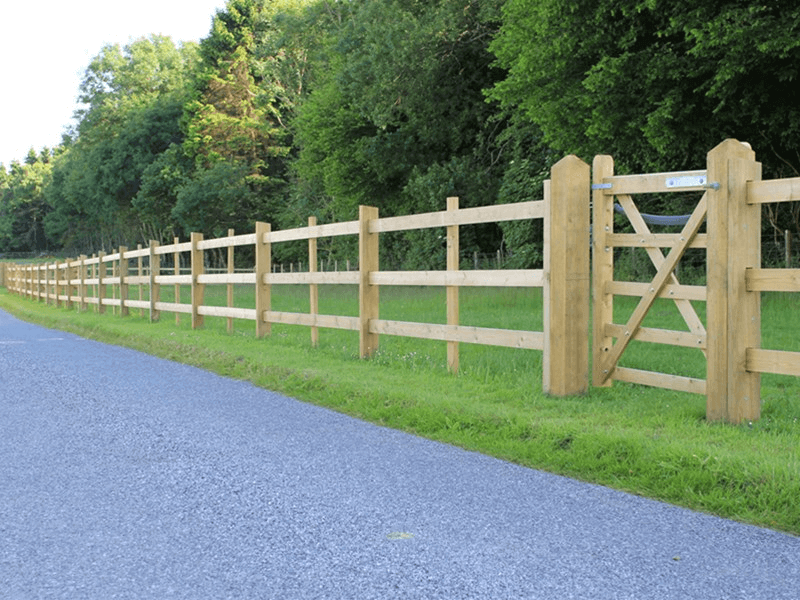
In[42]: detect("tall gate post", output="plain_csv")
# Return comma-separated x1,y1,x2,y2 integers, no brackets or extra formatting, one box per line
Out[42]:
543,155,591,395
706,139,762,423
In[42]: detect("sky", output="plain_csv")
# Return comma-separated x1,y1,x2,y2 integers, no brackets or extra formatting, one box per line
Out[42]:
0,0,228,168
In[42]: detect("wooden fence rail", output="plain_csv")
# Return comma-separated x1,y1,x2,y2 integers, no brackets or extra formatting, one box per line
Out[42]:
3,155,591,398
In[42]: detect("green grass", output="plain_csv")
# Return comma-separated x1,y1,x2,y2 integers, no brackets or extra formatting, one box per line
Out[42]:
1,284,798,536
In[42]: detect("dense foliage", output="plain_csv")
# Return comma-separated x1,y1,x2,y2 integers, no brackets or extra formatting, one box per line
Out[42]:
2,0,798,261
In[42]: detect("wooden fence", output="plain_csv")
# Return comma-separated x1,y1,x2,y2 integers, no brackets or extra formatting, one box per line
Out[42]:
5,140,800,423
3,155,591,398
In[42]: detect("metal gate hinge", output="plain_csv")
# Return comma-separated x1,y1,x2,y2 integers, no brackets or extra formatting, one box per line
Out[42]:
591,183,612,190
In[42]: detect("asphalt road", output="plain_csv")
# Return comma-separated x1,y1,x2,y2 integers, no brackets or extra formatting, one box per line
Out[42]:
1,308,798,599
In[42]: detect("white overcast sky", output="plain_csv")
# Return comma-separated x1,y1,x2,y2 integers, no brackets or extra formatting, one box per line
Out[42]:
0,0,228,168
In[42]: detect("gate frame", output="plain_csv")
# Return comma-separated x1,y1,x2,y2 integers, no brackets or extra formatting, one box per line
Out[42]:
592,139,763,423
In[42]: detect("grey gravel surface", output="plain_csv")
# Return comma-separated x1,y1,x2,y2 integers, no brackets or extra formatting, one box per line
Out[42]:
0,308,798,600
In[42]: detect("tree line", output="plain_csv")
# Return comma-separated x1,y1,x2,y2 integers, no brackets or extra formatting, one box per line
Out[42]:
2,0,799,268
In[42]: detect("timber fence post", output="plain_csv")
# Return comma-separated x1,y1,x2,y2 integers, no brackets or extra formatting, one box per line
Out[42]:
706,139,762,423
543,154,591,395
79,255,87,311
149,240,160,323
98,252,107,314
447,197,460,374
55,261,63,308
66,258,75,310
44,263,51,305
119,247,129,317
309,217,319,347
137,244,144,318
359,205,379,358
227,229,234,334
173,237,180,325
255,222,271,339
191,233,204,330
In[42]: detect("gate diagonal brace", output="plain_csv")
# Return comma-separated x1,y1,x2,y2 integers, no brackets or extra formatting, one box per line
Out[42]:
599,193,708,384
615,194,708,353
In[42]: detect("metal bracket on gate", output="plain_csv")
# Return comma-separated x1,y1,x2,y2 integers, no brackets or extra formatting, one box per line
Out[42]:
591,183,613,190
666,175,706,188
665,175,719,190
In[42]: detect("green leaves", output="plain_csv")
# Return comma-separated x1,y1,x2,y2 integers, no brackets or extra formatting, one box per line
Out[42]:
490,0,800,179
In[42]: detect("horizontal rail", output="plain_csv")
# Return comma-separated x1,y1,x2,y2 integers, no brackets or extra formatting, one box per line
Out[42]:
125,276,150,286
601,170,708,195
371,270,543,287
268,221,360,243
372,201,544,234
370,319,543,350
747,177,800,204
197,233,257,250
607,233,707,249
155,242,193,255
197,273,257,285
605,323,706,349
122,247,150,260
606,281,707,302
263,311,360,331
746,268,800,292
126,300,150,310
266,272,360,285
197,306,257,320
746,348,800,376
154,275,193,286
612,366,706,395
154,302,193,314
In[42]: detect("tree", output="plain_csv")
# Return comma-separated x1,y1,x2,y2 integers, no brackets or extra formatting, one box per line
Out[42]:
0,157,52,252
177,0,309,237
489,0,800,177
44,35,199,250
292,0,517,267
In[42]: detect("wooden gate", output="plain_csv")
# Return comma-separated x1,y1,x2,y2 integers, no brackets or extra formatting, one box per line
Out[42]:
592,140,769,423
591,156,711,395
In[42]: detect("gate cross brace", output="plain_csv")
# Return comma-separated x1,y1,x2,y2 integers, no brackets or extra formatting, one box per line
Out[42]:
615,194,707,355
599,193,708,384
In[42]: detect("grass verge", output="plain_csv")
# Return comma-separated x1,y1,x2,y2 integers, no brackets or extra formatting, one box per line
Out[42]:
0,287,798,536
